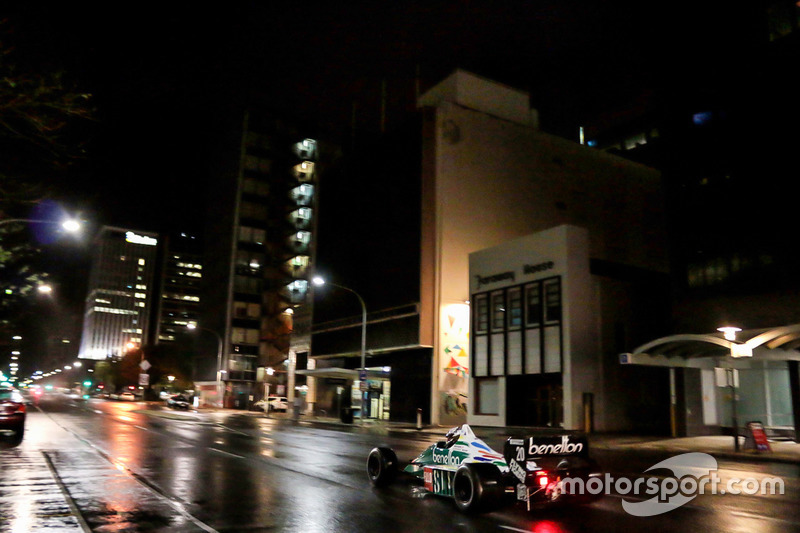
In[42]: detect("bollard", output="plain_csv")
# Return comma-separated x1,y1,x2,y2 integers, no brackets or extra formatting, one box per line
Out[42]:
416,408,422,430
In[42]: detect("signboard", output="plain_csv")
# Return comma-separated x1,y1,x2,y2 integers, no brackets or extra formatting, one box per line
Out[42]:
138,373,150,386
140,360,151,371
744,421,771,452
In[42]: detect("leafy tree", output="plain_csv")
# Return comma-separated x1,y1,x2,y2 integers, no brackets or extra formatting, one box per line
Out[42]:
0,19,93,326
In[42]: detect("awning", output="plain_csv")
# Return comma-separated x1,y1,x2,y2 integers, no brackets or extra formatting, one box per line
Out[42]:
620,324,800,368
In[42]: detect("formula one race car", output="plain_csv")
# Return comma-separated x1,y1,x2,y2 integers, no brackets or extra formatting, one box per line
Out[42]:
366,424,602,513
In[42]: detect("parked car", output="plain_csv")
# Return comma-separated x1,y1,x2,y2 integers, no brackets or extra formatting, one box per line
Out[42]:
166,394,191,410
367,424,602,513
118,391,137,401
0,386,26,445
255,396,288,412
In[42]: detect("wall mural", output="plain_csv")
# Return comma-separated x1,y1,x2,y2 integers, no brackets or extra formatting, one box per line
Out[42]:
439,304,470,423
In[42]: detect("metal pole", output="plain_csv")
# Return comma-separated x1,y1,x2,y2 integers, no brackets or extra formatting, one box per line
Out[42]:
328,282,367,425
212,330,223,409
729,368,740,452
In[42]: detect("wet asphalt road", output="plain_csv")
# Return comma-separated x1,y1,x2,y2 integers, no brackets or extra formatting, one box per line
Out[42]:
2,394,800,532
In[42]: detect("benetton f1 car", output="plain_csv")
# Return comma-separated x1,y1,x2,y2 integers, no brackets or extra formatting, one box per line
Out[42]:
366,424,602,513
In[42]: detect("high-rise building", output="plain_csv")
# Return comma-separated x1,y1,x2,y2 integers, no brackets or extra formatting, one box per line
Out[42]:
153,231,203,344
77,226,159,360
201,110,322,408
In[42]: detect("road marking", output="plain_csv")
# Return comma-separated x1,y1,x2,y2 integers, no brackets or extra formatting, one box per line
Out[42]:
210,447,245,459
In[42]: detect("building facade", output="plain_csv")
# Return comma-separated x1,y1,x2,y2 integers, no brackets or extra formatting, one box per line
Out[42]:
153,231,203,344
202,111,321,408
469,225,671,431
306,70,668,428
78,226,159,360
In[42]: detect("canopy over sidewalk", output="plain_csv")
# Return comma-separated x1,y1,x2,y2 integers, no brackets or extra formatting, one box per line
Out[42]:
621,324,800,368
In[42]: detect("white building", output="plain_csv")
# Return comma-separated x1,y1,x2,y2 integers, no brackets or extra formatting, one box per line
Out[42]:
420,70,668,428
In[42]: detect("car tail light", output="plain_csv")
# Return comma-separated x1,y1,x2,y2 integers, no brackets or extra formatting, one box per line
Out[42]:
537,472,549,488
1,402,24,414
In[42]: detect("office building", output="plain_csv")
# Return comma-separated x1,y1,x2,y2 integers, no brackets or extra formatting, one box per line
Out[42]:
153,231,203,344
77,226,159,360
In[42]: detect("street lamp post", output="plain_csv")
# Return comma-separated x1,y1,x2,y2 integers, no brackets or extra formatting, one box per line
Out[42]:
718,326,743,452
187,324,224,408
313,276,367,424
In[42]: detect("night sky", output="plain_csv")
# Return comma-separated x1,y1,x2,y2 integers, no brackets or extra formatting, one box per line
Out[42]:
3,3,762,370
6,3,753,233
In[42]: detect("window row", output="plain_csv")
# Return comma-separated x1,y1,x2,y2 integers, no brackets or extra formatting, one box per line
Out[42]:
474,278,561,335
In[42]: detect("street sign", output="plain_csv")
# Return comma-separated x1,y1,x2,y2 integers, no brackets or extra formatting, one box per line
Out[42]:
139,373,150,386
140,360,151,371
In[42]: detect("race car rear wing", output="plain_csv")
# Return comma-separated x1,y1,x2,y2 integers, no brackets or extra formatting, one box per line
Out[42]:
503,434,590,463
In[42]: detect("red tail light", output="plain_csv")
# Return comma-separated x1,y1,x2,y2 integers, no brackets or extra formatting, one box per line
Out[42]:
537,472,549,488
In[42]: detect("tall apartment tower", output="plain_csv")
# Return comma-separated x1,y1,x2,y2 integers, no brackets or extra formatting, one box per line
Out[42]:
78,226,159,360
202,111,320,408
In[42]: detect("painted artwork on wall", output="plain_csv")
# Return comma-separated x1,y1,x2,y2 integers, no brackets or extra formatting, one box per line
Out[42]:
439,304,470,424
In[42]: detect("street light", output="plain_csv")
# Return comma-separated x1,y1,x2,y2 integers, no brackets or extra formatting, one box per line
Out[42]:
0,217,82,232
187,323,224,408
312,276,367,424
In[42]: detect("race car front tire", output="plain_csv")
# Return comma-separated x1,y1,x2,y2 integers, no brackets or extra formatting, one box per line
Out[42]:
453,464,504,513
367,447,398,487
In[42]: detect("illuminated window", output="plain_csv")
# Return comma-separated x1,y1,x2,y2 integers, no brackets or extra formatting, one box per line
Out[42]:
288,280,308,292
290,256,309,268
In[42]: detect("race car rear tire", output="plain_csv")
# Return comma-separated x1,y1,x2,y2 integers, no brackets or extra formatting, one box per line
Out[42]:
453,464,504,513
367,447,398,486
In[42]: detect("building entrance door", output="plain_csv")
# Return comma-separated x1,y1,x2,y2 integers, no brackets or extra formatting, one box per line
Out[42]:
506,374,563,427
